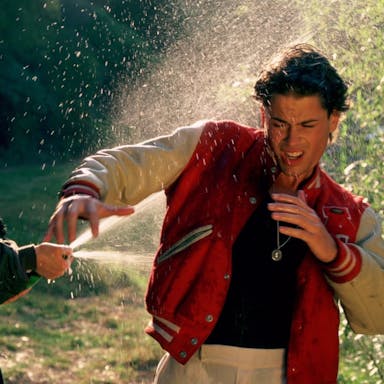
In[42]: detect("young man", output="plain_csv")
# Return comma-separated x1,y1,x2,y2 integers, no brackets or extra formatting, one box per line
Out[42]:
45,44,384,383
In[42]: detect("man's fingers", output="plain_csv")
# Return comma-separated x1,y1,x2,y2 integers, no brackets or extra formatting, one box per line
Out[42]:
67,200,82,243
112,206,135,216
53,208,66,244
271,192,305,206
44,204,65,242
99,204,135,218
46,195,135,244
88,207,100,238
43,225,53,242
297,190,307,203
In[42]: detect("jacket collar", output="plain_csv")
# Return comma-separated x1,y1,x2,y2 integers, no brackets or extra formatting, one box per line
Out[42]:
301,166,323,208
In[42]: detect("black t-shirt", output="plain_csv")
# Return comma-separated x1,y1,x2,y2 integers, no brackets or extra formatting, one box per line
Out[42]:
205,195,308,348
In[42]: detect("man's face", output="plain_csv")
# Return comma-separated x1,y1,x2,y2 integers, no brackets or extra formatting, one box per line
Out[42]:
264,94,340,184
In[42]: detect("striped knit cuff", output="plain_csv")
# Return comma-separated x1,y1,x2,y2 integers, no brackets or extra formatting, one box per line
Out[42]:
323,238,362,284
60,182,100,199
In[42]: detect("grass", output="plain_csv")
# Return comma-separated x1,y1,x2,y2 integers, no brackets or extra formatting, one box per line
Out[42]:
0,163,163,383
0,265,163,383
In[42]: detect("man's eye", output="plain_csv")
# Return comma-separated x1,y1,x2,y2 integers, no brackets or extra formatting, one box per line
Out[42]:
272,122,287,129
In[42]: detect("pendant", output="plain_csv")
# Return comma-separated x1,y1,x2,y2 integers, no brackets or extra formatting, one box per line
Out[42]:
271,249,282,261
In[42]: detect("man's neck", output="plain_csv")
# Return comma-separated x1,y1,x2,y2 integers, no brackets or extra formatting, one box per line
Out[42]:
270,174,301,195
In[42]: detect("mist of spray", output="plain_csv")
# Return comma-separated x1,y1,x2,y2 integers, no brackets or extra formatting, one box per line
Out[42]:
68,1,311,266
70,192,165,267
112,0,310,144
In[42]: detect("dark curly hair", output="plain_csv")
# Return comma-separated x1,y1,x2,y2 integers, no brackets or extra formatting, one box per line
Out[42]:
0,218,6,238
254,43,350,116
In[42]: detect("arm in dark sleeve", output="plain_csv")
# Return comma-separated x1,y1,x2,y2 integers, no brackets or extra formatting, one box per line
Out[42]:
0,239,39,304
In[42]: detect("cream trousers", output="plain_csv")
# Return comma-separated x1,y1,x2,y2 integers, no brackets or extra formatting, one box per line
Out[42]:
153,345,286,384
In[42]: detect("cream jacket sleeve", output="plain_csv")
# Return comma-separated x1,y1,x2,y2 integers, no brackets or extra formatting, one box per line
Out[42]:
326,207,384,334
63,121,206,205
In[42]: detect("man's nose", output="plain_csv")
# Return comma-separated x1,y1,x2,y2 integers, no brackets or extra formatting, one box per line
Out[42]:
284,127,301,145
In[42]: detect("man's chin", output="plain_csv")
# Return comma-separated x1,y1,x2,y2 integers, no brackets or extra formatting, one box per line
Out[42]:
280,167,305,180
280,165,314,184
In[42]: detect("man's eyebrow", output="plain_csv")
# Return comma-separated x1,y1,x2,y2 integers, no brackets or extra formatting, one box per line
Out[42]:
271,117,319,124
300,119,319,124
271,117,288,123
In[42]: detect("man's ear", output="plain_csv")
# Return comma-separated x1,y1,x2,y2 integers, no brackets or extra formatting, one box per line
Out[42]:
328,110,341,143
329,110,341,133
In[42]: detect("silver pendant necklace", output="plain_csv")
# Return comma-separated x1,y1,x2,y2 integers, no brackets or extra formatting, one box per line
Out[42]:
271,221,291,261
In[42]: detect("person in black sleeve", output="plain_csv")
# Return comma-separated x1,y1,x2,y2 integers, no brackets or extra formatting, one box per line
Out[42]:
0,218,73,383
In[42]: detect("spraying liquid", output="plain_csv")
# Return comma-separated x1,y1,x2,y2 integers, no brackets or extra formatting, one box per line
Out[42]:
70,192,165,268
69,1,307,266
112,1,307,143
61,1,308,281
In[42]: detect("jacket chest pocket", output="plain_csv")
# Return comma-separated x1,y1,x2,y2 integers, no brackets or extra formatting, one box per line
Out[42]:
156,224,213,265
322,206,354,242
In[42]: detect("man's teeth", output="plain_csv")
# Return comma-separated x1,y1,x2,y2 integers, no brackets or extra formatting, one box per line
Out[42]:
286,152,303,159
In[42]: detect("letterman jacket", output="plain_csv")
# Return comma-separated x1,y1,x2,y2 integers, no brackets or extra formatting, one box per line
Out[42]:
62,120,384,383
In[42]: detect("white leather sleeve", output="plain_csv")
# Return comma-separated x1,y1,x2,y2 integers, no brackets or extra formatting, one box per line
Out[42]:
64,121,206,205
328,207,384,334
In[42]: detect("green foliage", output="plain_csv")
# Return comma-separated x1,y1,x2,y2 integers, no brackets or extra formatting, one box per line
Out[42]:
339,316,384,383
295,0,384,381
0,162,74,244
0,0,185,165
295,0,384,214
